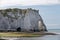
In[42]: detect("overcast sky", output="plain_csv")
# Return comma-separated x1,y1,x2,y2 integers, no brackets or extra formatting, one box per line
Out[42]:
0,0,60,6
0,0,60,29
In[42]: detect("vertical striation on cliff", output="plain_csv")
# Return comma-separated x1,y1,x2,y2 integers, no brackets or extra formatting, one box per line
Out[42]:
0,8,47,32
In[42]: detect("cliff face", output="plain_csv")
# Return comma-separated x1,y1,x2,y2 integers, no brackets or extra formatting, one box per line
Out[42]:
0,8,47,32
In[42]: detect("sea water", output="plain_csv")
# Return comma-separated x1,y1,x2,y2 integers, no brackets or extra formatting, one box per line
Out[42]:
0,29,60,40
48,29,60,33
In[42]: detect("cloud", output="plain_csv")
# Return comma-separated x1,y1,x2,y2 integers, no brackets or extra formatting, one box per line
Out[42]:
0,0,60,7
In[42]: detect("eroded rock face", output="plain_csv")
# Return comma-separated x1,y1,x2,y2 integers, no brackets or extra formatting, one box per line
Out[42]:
0,8,47,32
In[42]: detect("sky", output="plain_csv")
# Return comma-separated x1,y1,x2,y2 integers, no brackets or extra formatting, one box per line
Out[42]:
0,0,60,29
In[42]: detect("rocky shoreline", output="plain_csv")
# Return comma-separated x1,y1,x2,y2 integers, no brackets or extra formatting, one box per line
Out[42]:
0,32,58,37
0,32,59,40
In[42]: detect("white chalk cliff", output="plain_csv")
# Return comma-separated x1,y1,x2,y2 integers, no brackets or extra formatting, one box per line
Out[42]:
0,8,47,32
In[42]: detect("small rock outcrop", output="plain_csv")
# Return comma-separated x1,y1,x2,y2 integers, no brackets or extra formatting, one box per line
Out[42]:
0,8,47,32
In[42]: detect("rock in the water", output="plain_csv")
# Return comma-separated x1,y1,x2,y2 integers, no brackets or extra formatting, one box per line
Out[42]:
0,8,47,32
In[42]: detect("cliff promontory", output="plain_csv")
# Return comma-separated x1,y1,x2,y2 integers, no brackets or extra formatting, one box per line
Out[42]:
0,8,47,32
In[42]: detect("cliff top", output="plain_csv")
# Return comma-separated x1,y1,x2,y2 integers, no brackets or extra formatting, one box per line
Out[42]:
0,8,39,13
0,8,39,19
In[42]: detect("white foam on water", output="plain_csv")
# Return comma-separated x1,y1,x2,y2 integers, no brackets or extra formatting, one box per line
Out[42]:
53,32,60,34
48,32,60,35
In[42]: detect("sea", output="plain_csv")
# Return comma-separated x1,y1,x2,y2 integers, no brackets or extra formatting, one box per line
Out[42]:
0,29,60,40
